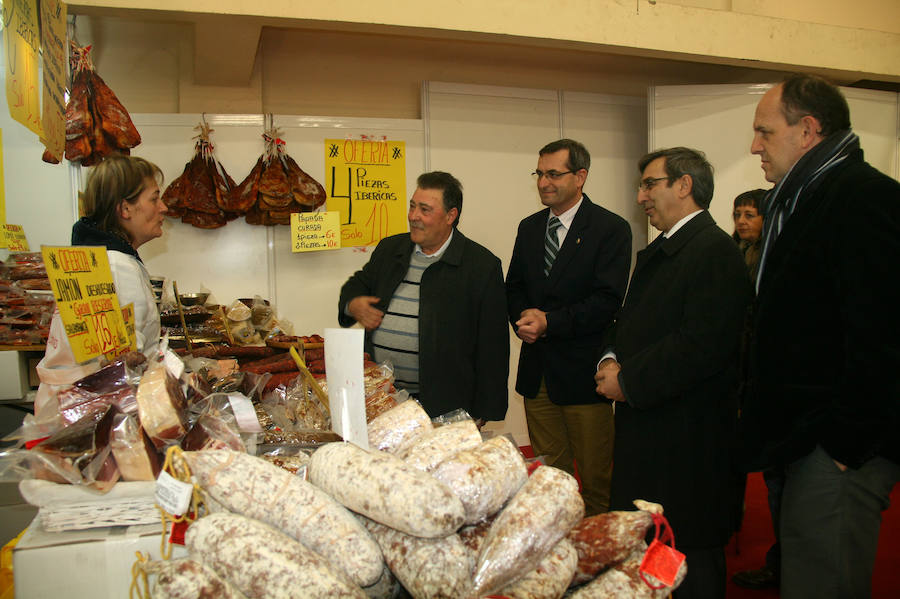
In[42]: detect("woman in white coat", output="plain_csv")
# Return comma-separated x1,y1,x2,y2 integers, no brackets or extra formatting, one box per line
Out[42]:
34,155,168,421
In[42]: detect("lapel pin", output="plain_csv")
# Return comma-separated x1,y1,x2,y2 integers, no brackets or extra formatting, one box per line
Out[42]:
577,238,581,244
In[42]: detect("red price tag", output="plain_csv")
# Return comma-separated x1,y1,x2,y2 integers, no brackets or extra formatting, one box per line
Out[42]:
640,538,685,587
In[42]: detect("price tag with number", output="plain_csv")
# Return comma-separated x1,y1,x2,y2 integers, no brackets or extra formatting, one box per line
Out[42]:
41,245,132,363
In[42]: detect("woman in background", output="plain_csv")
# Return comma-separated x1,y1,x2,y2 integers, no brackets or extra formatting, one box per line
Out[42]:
732,189,766,281
34,155,167,421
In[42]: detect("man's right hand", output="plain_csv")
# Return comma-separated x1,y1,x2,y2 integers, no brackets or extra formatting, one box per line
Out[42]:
348,296,385,330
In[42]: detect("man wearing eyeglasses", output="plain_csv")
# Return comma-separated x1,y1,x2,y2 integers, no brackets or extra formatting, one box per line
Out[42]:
594,147,751,598
506,138,631,516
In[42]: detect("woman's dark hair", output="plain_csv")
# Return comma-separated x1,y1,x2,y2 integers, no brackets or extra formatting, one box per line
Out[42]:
82,155,164,242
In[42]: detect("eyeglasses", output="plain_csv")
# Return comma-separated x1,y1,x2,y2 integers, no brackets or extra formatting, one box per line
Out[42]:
532,170,577,181
638,177,671,191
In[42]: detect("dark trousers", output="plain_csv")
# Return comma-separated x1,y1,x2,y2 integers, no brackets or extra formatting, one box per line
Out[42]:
672,546,726,599
781,445,900,599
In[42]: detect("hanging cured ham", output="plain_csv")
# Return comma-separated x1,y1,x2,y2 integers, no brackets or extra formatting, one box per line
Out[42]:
50,42,141,166
241,129,327,226
162,123,237,229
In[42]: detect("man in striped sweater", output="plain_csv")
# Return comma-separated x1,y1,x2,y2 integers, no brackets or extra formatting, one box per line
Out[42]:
339,171,509,426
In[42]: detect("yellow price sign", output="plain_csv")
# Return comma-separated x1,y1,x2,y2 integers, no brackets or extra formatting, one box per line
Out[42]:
291,211,341,252
325,138,407,247
41,246,134,363
1,224,28,251
4,0,44,137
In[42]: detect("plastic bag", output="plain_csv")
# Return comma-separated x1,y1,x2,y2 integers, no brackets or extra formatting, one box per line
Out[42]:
136,362,188,449
56,357,143,425
109,411,161,481
366,398,433,454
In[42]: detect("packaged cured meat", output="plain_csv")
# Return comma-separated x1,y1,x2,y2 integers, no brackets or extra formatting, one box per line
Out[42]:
55,358,141,424
399,418,483,472
181,449,383,587
161,122,236,229
497,537,579,599
135,363,188,448
27,405,121,492
471,465,585,596
431,435,528,525
184,511,367,599
361,516,474,599
308,441,465,538
568,508,655,586
109,411,160,481
59,43,141,165
135,557,249,599
568,543,687,598
367,398,433,454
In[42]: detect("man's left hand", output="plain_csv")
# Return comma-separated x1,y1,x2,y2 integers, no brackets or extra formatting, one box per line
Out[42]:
595,359,625,402
515,308,548,343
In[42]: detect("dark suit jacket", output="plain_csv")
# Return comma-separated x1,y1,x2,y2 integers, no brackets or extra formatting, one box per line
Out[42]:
338,231,510,421
741,150,900,470
506,194,631,405
605,210,751,548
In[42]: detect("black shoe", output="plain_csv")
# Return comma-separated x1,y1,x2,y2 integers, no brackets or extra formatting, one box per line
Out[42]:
732,565,779,589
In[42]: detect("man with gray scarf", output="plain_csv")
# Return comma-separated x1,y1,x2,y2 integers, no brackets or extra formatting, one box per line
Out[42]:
741,74,900,598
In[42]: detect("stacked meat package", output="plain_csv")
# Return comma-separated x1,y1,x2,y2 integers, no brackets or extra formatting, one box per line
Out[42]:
0,253,53,346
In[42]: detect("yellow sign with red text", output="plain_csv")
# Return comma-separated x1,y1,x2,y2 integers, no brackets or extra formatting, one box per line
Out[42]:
325,138,407,247
41,246,136,363
1,224,29,251
4,0,44,136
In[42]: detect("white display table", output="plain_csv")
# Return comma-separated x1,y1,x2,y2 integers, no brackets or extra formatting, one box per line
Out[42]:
13,518,186,598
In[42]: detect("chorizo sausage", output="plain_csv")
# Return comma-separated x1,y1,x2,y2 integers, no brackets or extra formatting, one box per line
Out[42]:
399,419,482,472
361,516,474,599
568,509,654,586
498,537,578,599
147,557,248,599
185,511,367,599
431,435,528,524
471,465,585,596
367,400,433,454
308,441,464,538
181,449,382,587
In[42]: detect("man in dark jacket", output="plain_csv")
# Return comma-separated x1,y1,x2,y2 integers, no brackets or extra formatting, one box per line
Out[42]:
741,74,900,598
506,139,631,516
595,147,751,598
338,171,509,425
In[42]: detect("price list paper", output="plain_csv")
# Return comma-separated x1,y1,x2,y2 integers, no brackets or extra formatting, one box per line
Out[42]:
291,211,341,252
42,245,135,363
1,223,28,251
325,138,407,247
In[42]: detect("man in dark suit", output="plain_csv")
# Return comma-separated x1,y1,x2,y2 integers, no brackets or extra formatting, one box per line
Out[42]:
506,138,631,516
741,74,900,598
595,147,751,598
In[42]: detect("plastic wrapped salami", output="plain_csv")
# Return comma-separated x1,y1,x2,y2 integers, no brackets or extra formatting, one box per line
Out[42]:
568,543,687,598
568,508,655,586
471,465,585,596
185,512,366,599
308,441,464,538
181,449,383,588
430,435,528,524
367,399,432,454
140,557,248,599
497,537,579,599
399,419,482,472
361,516,474,599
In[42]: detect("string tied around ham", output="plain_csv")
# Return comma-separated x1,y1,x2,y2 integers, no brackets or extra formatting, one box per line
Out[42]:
638,512,686,591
